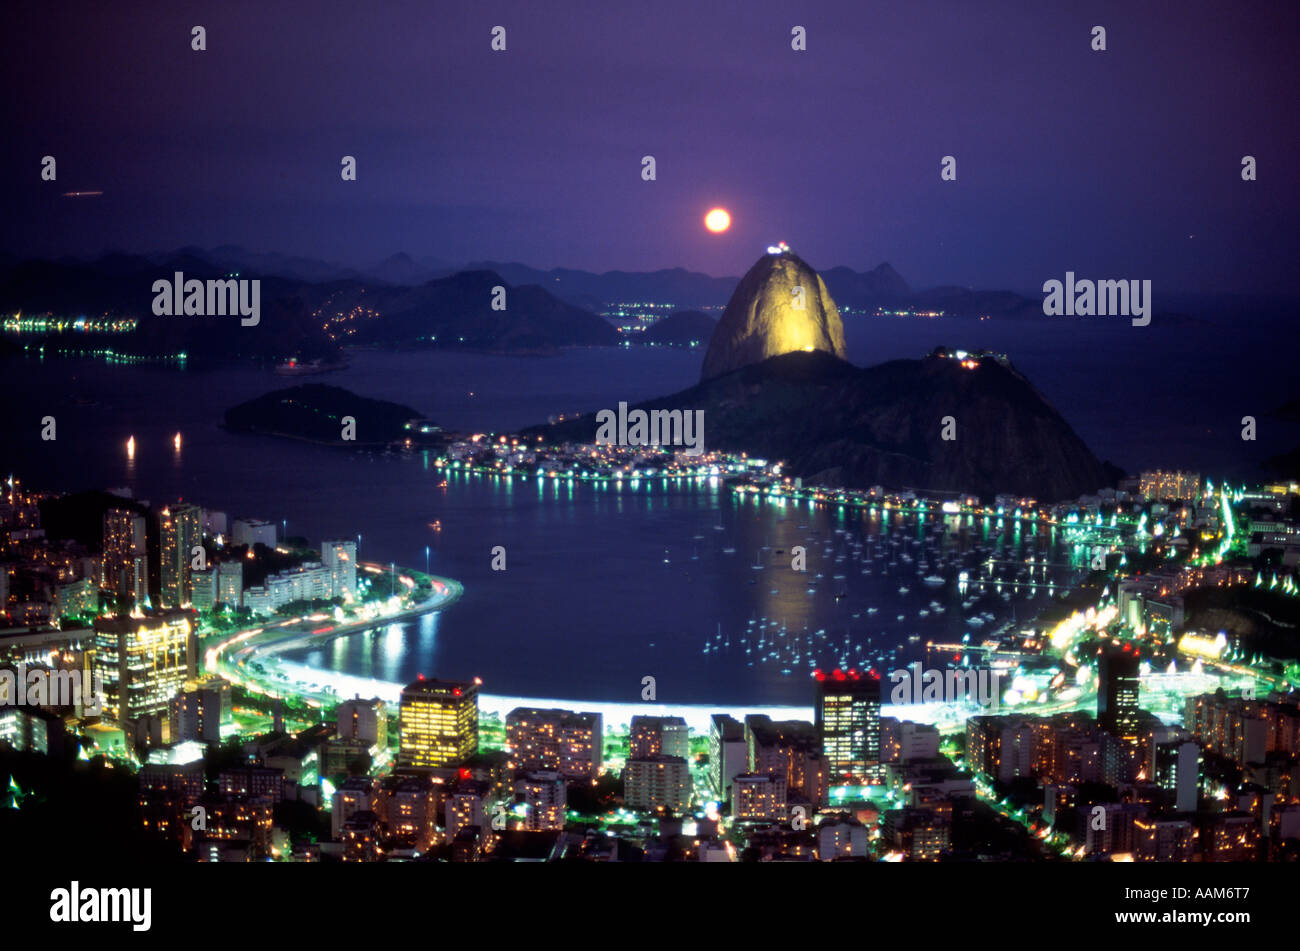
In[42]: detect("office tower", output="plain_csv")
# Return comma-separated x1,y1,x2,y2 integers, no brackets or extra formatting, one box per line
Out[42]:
217,559,243,608
398,677,478,768
815,668,882,784
505,707,602,779
629,715,690,760
710,713,747,800
337,697,388,749
513,770,566,830
623,754,692,814
321,539,358,601
102,508,148,607
1098,644,1141,742
93,608,195,722
159,503,202,608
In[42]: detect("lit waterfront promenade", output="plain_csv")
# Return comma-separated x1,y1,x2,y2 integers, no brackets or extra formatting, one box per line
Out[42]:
210,566,1262,737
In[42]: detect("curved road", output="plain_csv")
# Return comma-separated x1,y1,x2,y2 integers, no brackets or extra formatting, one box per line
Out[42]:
205,565,462,708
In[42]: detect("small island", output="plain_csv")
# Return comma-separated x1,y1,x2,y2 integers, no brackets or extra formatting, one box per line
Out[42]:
224,383,432,447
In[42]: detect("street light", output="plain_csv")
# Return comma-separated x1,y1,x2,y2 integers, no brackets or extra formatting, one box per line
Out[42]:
425,545,430,575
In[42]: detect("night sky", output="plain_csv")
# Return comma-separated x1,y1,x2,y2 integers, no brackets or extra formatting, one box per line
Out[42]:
6,0,1298,294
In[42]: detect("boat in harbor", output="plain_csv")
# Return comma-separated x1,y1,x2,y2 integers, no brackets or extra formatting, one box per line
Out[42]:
275,357,349,376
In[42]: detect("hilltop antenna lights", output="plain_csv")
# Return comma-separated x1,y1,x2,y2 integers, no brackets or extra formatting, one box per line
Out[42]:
766,241,791,254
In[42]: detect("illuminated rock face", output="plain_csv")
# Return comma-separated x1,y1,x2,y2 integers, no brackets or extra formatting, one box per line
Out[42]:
701,251,846,381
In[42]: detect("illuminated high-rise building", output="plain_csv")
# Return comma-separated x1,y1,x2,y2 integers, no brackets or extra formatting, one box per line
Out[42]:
1098,644,1141,742
629,714,689,760
337,697,388,749
445,780,490,845
384,777,437,851
102,508,148,607
731,772,788,820
623,755,691,814
815,668,881,784
191,568,218,612
1155,739,1201,812
321,539,358,601
398,676,478,768
168,676,232,743
217,559,243,608
710,714,747,800
505,707,602,779
159,504,203,608
93,608,196,722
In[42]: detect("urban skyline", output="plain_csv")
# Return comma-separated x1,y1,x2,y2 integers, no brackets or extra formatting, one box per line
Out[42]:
1,2,1293,935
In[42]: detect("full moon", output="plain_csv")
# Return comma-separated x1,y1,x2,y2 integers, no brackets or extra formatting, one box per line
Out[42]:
704,208,731,233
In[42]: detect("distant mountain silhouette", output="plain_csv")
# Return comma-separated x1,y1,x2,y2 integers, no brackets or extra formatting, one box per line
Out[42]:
0,254,615,357
822,262,912,306
176,245,366,284
356,269,620,350
363,252,451,286
458,261,739,313
2,249,1234,366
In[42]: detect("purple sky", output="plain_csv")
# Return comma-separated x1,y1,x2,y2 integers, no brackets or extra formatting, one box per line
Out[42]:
5,0,1298,293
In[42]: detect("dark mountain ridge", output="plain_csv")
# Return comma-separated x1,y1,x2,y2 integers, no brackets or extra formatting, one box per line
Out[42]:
0,255,616,357
526,349,1116,503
